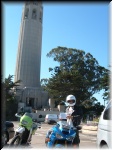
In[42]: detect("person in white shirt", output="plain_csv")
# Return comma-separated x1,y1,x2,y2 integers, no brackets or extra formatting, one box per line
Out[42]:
65,94,83,147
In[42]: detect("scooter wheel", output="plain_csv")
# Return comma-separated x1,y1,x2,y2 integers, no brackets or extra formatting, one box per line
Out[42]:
9,135,21,147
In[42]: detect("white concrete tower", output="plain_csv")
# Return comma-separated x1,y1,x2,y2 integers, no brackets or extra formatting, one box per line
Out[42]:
14,1,43,88
14,2,49,110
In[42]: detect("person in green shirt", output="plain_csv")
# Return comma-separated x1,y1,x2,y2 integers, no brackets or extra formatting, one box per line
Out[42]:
20,112,33,130
19,112,33,145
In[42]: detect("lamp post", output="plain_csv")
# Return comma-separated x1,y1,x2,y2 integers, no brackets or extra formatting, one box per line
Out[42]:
21,87,26,102
21,90,23,102
28,91,30,106
104,99,106,107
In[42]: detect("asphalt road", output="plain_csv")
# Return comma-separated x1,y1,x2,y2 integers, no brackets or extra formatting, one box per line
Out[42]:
3,122,97,149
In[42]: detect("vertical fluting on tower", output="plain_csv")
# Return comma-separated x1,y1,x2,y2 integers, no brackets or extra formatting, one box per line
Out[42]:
14,2,43,88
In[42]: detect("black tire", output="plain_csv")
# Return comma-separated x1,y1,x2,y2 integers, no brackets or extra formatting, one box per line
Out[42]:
101,144,108,149
9,135,21,147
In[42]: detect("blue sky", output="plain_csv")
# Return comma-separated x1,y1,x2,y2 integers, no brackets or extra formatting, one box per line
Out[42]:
3,2,111,106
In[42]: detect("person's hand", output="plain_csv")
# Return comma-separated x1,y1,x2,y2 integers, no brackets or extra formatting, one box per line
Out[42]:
66,115,73,119
45,138,50,143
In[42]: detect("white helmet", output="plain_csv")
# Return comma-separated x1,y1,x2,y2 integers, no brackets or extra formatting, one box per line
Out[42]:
66,94,76,106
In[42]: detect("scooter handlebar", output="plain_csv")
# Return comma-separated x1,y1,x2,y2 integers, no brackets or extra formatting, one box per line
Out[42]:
72,115,80,118
15,113,22,118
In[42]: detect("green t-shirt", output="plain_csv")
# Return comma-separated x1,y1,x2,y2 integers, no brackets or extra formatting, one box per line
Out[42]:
20,114,33,130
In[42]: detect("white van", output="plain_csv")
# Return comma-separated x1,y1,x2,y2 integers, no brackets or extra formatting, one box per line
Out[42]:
97,101,112,149
45,114,59,124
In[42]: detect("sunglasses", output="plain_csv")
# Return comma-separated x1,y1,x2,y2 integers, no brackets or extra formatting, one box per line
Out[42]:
67,100,75,103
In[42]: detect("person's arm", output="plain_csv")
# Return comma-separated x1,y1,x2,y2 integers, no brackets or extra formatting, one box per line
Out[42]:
45,129,53,143
66,115,73,119
71,106,83,126
46,129,52,138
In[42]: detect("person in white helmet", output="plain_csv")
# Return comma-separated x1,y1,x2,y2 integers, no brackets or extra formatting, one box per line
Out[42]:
65,94,83,147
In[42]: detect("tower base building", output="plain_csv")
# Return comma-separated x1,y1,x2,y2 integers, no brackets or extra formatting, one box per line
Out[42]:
16,87,49,110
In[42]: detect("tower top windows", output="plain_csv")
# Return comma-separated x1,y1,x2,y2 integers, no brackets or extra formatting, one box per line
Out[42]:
24,8,29,19
39,11,42,23
33,2,38,5
32,9,37,20
25,2,30,5
25,1,38,6
25,1,43,8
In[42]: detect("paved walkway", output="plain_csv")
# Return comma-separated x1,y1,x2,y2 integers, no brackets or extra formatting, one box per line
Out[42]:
80,122,98,136
2,121,98,150
12,121,98,136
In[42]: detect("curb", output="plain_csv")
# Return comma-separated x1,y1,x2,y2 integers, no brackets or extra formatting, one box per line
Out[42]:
81,132,97,137
81,130,97,135
82,125,97,131
79,129,97,136
79,124,97,136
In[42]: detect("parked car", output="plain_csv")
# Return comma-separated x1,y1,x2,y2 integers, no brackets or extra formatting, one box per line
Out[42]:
45,114,59,124
97,101,112,149
2,121,15,147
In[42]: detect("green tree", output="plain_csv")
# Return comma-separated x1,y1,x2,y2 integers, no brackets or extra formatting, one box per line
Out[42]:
4,75,20,101
2,75,21,120
91,102,105,116
100,67,110,102
41,47,109,106
1,80,6,146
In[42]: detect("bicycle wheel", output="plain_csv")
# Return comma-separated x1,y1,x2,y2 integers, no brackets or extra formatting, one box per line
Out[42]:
9,135,21,147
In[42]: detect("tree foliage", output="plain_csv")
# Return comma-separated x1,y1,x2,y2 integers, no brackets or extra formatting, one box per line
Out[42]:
100,68,110,101
82,102,105,117
41,47,110,106
3,75,21,101
2,75,21,120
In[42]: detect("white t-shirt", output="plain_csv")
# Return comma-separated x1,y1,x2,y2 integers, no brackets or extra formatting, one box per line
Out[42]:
66,106,74,116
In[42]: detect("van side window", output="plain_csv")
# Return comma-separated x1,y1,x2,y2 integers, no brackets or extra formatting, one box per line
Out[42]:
103,102,111,120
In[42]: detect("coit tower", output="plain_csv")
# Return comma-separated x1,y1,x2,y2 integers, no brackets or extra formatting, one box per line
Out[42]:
14,1,48,109
15,1,43,87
